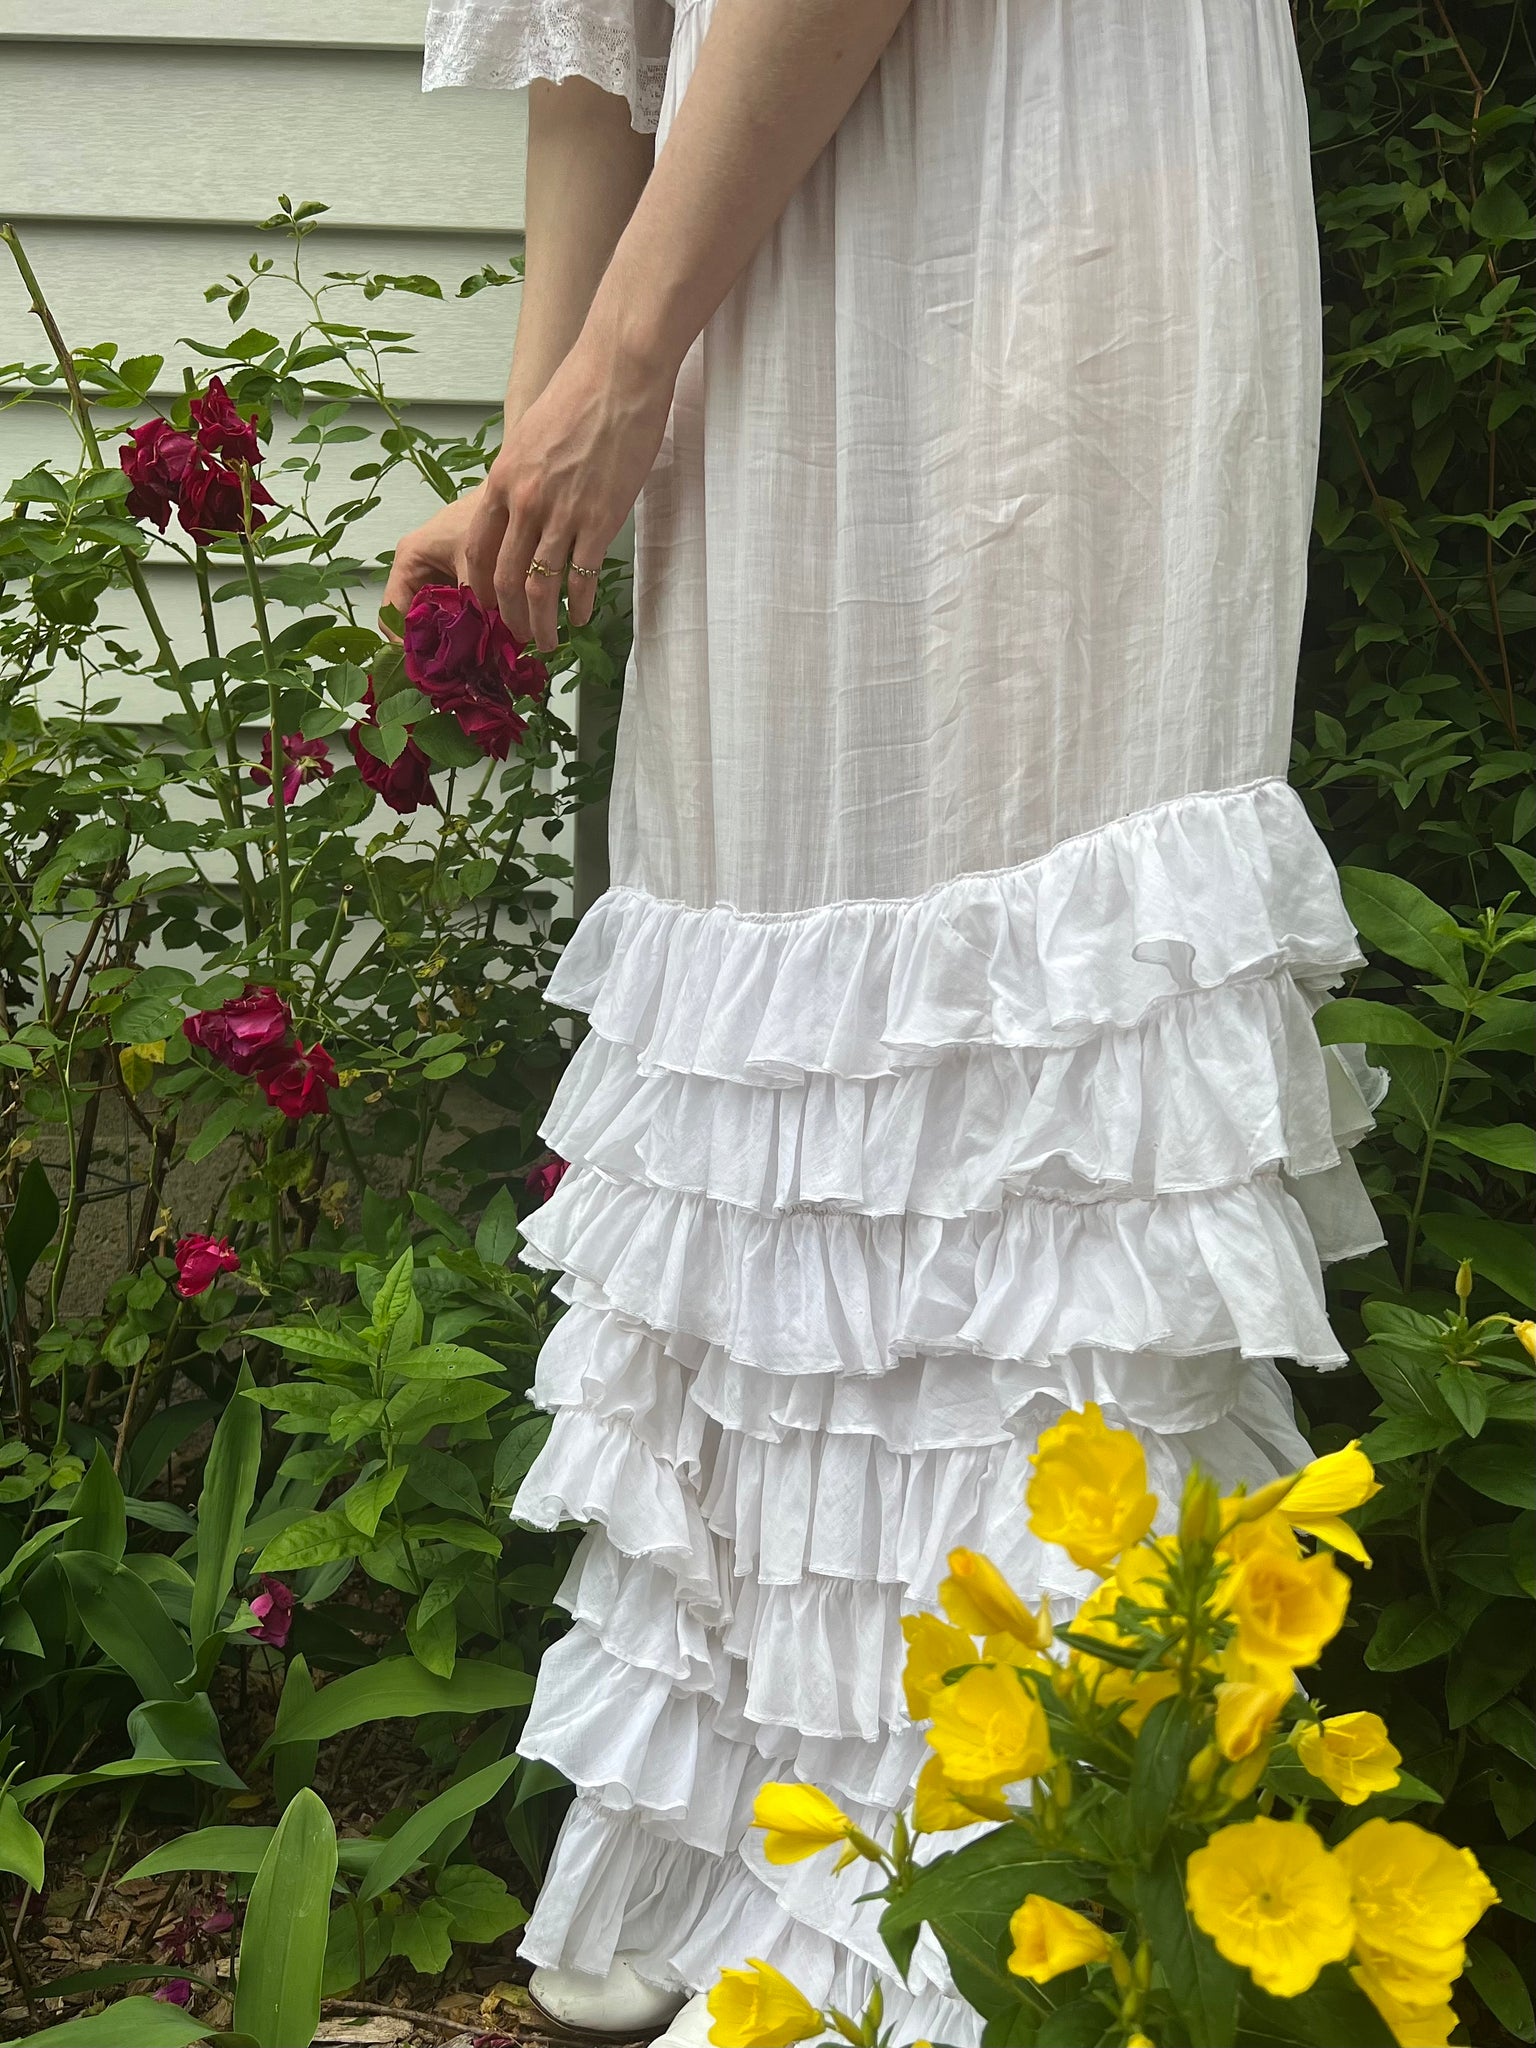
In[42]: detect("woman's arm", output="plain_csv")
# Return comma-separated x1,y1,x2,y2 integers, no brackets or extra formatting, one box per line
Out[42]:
389,0,912,647
384,75,652,613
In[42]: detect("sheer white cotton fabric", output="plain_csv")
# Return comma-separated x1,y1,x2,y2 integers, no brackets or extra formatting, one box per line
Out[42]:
423,0,1379,2036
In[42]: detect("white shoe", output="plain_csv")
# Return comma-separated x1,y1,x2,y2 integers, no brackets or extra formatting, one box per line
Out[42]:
651,1993,715,2048
528,1955,687,2035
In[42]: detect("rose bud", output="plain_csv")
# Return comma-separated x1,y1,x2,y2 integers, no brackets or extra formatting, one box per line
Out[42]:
525,1156,569,1204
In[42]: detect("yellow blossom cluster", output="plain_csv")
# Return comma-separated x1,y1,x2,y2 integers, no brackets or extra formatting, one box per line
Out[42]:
1187,1814,1498,2044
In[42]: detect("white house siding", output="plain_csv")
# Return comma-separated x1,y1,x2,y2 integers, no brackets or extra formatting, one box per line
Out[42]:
2,4,603,904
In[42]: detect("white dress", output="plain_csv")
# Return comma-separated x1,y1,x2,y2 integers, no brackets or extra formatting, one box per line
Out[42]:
424,2,1383,2034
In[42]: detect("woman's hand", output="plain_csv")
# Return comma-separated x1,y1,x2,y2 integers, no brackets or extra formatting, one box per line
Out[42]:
384,332,675,650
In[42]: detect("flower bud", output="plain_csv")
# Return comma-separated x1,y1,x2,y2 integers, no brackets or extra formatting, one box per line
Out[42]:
1515,1320,1536,1362
1455,1258,1473,1306
1186,1742,1223,1793
1178,1470,1223,1549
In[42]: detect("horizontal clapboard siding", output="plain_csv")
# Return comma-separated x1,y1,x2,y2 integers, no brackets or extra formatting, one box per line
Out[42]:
2,6,602,904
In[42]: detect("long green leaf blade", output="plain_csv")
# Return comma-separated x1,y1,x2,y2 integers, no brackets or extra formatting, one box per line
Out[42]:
233,1788,338,2048
191,1361,263,1648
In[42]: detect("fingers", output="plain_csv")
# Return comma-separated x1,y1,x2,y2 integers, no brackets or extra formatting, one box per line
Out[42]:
565,537,606,631
524,529,576,652
381,542,429,637
462,489,509,622
493,482,541,643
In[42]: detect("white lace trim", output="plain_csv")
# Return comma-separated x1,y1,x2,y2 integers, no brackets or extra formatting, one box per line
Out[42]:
423,1,670,130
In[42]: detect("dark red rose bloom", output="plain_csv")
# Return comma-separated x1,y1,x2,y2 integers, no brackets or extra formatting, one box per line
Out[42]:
252,730,333,806
119,417,196,531
524,1155,569,1205
177,447,275,548
403,583,548,761
189,376,263,466
260,1040,337,1120
348,683,437,814
182,985,292,1075
248,1575,295,1647
174,1234,240,1298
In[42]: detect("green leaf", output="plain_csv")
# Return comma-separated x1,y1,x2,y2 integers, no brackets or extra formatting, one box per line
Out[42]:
492,1414,550,1501
389,1341,504,1380
474,1186,523,1267
1129,1697,1200,1856
252,1507,368,1574
60,1446,126,1564
191,1362,263,1648
1448,1442,1536,1509
254,1322,374,1365
129,1693,243,1790
233,1789,337,2048
1470,178,1535,245
369,1246,416,1343
6,1999,215,2045
1466,1932,1536,2043
1365,1595,1462,1671
408,1597,458,1678
272,1653,320,1809
1235,1963,1397,2047
1418,1217,1536,1308
58,1550,193,1702
1476,1699,1536,1769
1437,1362,1490,1438
338,1465,408,1537
413,710,485,768
1447,1604,1536,1728
1137,1841,1239,2048
123,1825,276,1882
0,1790,45,1890
1359,1414,1459,1462
1437,1124,1536,1173
1312,998,1449,1049
1341,868,1465,983
878,1828,1094,1991
390,1895,455,1975
434,1862,527,1943
261,1656,532,1759
1441,1522,1532,1600
2,1158,60,1302
358,1755,519,1902
1480,1846,1536,1921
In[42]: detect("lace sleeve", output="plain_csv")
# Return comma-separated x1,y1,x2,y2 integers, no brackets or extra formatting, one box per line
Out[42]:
423,0,673,133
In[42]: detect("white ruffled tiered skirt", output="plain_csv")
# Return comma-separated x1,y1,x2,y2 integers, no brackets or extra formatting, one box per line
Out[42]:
509,777,1383,2036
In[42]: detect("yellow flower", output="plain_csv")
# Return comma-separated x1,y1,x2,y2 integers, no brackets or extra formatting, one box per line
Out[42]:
1007,1896,1112,1983
1088,1663,1181,1736
752,1784,854,1865
1214,1658,1293,1762
708,1960,824,2048
1226,1544,1350,1669
1294,1712,1401,1805
940,1549,1052,1649
982,1629,1055,1678
900,1612,978,1718
911,1754,1008,1832
1351,1963,1458,2048
1514,1319,1536,1362
1060,1569,1179,1733
925,1662,1056,1795
1224,1442,1380,1565
1332,1819,1498,2000
1026,1404,1158,1575
1185,1817,1354,1997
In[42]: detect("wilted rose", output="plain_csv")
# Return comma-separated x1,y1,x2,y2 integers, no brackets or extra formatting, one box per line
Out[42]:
252,730,333,806
189,375,263,465
260,1040,337,1120
248,1575,295,1648
348,683,437,814
404,582,547,760
177,447,274,548
183,986,292,1075
525,1155,569,1204
119,417,196,531
154,1980,193,2008
174,1234,240,1298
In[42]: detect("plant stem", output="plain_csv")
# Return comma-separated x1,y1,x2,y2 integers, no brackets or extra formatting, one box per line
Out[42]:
1402,951,1489,1294
238,535,293,967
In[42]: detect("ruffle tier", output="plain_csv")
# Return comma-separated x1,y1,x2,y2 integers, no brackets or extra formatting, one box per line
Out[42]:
513,780,1381,2022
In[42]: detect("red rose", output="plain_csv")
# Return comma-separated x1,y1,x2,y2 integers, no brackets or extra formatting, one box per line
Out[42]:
189,376,262,466
524,1155,569,1204
260,1039,337,1120
177,447,274,548
174,1234,240,1298
252,731,332,806
248,1575,295,1647
183,986,292,1074
348,683,438,814
119,417,196,531
404,583,547,761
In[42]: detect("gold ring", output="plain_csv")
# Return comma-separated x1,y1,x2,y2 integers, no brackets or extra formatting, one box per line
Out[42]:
568,560,601,579
527,557,561,578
